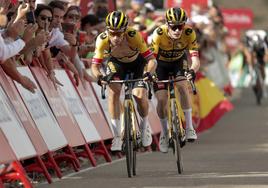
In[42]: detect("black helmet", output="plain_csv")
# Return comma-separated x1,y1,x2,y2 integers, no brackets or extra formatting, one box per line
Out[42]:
166,8,187,25
105,11,128,30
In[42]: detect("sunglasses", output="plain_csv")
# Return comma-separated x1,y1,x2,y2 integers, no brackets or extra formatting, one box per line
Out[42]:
108,30,125,37
67,14,81,21
39,15,52,22
169,24,185,31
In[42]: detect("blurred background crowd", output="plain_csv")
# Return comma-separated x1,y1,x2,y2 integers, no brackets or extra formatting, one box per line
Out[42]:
0,0,267,97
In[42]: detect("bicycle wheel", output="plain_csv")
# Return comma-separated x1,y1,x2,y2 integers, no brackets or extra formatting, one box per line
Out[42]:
133,146,137,176
124,104,133,178
171,102,183,174
131,109,137,176
254,65,263,105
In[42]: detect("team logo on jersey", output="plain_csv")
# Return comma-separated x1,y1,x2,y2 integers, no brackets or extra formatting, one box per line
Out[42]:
107,62,116,73
185,28,193,35
100,32,107,40
156,27,163,35
128,30,136,37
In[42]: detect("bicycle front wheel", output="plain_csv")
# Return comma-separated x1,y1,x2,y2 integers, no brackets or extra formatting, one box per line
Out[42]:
172,102,183,174
124,104,133,178
173,130,183,174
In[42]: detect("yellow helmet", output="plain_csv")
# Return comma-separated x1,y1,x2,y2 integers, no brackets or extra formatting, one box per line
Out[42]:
105,11,128,30
166,8,188,25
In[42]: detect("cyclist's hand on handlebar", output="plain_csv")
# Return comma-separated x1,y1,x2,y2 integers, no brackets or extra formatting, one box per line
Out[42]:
97,73,115,86
143,72,157,82
185,69,196,82
97,75,106,86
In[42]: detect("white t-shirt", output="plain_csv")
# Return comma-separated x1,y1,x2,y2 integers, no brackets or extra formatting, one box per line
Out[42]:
48,28,69,48
0,33,25,62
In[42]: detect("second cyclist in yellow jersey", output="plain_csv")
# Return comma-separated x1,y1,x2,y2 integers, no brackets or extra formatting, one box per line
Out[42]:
150,7,201,153
151,24,199,62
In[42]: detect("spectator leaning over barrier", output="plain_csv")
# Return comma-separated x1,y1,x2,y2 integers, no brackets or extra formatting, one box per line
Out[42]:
80,14,102,58
91,10,157,151
0,1,43,93
0,1,29,62
34,4,63,89
150,7,200,153
63,5,93,86
48,1,80,85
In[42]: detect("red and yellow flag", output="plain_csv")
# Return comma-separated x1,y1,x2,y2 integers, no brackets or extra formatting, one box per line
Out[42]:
192,73,234,133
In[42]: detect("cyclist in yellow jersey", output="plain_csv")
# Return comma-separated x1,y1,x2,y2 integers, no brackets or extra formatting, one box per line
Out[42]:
150,7,200,153
91,11,157,151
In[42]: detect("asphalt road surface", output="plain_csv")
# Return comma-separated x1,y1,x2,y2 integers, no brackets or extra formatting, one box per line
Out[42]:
38,88,268,188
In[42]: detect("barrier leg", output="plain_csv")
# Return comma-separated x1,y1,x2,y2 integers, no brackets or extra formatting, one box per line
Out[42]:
36,156,52,184
93,141,112,162
84,144,97,167
53,147,80,172
12,161,32,188
66,146,80,168
47,152,62,178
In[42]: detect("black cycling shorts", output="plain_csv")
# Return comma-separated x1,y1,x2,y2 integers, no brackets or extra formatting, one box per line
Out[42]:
153,54,188,92
105,54,147,88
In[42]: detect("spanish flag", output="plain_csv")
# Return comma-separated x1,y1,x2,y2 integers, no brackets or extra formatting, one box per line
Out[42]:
192,72,234,132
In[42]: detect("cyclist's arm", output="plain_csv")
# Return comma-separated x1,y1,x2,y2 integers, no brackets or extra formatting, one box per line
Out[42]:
91,32,109,79
130,29,157,73
187,29,200,72
150,27,162,57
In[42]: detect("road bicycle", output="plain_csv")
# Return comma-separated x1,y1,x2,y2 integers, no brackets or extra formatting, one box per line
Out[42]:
101,73,146,178
156,76,196,174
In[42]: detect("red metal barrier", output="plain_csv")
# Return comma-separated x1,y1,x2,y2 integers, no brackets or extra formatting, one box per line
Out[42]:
29,65,97,167
64,66,112,162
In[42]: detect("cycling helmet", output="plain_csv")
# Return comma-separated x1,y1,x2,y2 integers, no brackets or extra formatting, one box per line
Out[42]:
166,8,187,25
105,11,128,30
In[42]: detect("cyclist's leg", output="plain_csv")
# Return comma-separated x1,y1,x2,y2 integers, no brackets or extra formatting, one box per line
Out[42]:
133,86,152,147
155,90,168,134
131,55,152,147
174,55,197,141
153,60,170,135
177,81,197,141
153,61,173,152
106,59,124,150
108,83,123,136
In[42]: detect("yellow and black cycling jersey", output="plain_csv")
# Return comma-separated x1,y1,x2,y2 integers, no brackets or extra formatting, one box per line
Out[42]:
92,27,153,64
151,24,199,62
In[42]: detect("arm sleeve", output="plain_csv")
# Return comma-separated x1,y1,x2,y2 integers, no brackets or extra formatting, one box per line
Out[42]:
130,30,153,59
0,34,25,62
92,33,108,64
188,29,199,52
150,27,161,56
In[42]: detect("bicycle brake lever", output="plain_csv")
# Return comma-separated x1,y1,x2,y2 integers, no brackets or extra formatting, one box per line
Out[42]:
101,84,106,99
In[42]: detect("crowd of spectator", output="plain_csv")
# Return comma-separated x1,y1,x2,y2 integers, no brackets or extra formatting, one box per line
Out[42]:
0,0,232,95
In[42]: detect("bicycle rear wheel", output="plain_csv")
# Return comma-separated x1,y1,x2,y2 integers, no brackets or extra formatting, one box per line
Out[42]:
124,105,133,177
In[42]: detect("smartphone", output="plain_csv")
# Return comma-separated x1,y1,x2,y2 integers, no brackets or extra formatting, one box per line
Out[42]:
77,31,87,44
26,11,35,24
62,23,76,34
